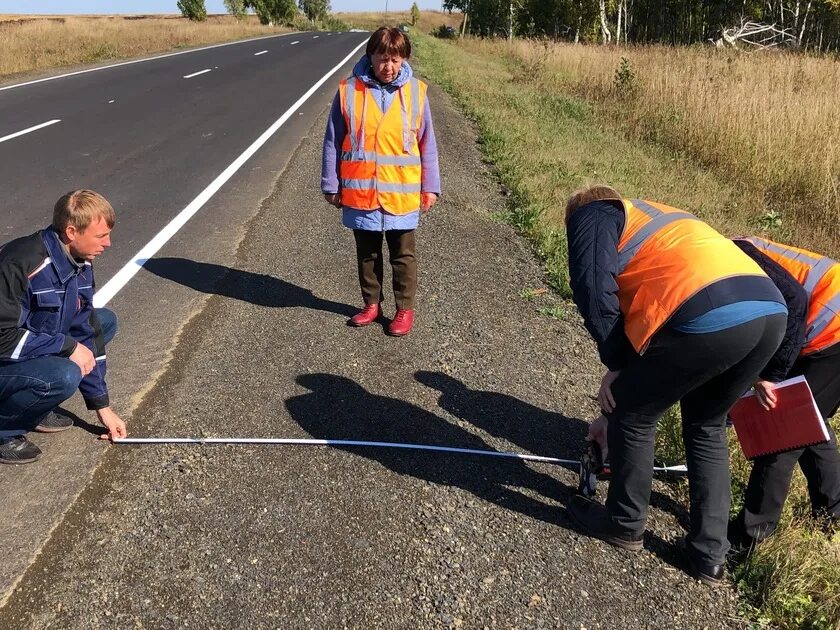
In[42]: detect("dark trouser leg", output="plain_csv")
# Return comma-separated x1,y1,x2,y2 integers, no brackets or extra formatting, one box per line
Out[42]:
741,448,800,541
741,344,840,539
95,307,119,346
605,408,661,534
607,314,785,565
795,347,840,517
679,316,785,564
0,357,83,434
353,230,384,306
800,426,840,516
385,229,417,311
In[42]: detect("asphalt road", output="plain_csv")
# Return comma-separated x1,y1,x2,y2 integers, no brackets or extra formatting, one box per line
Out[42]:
0,30,369,604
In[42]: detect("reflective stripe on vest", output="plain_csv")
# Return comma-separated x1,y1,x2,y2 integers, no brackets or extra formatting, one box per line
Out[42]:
616,199,767,353
741,236,840,354
338,76,425,215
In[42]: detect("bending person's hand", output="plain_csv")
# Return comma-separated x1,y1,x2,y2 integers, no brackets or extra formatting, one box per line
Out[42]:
586,414,609,461
324,193,341,208
598,370,620,414
96,407,127,441
754,380,778,410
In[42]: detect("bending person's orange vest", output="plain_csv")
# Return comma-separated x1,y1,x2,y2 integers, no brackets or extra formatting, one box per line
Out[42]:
617,199,768,353
739,237,840,354
338,76,426,215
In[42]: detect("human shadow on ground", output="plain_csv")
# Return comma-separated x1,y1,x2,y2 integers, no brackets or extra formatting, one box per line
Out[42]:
142,257,356,317
285,373,575,528
286,373,693,571
414,370,589,462
413,371,694,567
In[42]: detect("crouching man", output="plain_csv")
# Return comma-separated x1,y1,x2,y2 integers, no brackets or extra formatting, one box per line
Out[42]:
0,190,127,464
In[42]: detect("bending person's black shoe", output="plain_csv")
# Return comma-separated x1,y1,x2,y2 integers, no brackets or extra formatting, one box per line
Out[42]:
568,495,644,551
676,536,727,587
0,436,42,464
688,558,726,587
34,411,74,433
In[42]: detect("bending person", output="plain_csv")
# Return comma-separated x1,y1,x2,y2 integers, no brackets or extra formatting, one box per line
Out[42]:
0,190,127,464
729,236,840,548
565,185,786,586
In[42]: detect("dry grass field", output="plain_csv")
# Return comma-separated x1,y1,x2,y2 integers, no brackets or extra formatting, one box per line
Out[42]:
500,38,840,252
0,14,289,80
336,10,461,32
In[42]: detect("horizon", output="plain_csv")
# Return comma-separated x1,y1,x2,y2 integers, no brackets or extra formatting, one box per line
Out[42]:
0,1,450,15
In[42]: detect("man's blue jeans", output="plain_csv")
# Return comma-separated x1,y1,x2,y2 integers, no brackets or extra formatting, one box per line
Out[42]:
0,308,117,434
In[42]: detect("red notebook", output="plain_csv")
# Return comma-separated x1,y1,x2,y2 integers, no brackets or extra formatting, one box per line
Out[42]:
729,375,830,459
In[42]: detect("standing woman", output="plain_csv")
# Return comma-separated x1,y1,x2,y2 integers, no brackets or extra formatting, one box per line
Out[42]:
322,27,441,336
565,185,787,586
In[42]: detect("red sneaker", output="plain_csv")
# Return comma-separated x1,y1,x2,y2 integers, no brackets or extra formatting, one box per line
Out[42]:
387,309,414,336
349,303,380,327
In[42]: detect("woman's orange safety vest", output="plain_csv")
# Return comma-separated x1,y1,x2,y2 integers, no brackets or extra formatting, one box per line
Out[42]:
338,76,427,214
740,237,840,354
617,199,767,353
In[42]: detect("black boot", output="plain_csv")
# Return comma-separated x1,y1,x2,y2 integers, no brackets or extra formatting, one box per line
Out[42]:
676,536,726,587
567,496,644,551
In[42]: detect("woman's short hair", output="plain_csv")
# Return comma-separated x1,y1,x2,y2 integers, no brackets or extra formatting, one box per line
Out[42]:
53,189,116,233
366,27,411,59
565,185,622,224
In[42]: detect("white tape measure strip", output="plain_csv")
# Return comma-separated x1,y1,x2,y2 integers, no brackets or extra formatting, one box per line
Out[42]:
114,437,688,473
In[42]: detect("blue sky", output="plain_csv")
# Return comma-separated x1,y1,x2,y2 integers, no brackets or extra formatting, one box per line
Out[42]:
0,1,448,14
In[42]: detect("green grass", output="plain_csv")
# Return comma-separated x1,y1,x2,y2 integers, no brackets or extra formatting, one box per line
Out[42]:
412,32,840,628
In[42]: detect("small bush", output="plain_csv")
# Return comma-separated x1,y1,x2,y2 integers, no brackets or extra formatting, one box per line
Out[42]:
758,208,783,231
433,24,457,39
319,15,350,32
613,56,636,94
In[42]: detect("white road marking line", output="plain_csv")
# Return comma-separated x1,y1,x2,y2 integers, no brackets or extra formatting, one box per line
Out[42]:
93,37,369,308
0,119,61,144
313,35,319,38
290,41,300,45
184,68,212,79
254,50,268,56
0,32,301,93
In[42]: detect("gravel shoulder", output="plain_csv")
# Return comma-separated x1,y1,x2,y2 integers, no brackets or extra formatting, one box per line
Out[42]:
0,81,741,629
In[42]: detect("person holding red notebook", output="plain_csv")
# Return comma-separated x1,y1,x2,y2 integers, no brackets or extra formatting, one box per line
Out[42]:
729,237,840,549
564,185,787,586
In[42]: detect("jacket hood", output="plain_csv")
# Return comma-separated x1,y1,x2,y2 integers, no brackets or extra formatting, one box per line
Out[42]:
352,55,413,88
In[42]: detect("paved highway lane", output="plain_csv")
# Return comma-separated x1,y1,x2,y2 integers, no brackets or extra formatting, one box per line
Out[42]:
0,31,367,283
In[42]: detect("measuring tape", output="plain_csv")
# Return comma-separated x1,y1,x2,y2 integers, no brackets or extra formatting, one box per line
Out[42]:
114,437,688,497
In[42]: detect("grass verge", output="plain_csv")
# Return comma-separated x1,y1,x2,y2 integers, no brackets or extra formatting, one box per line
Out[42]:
412,31,840,628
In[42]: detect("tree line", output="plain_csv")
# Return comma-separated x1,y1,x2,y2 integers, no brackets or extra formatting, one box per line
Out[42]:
177,0,331,25
443,0,840,53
